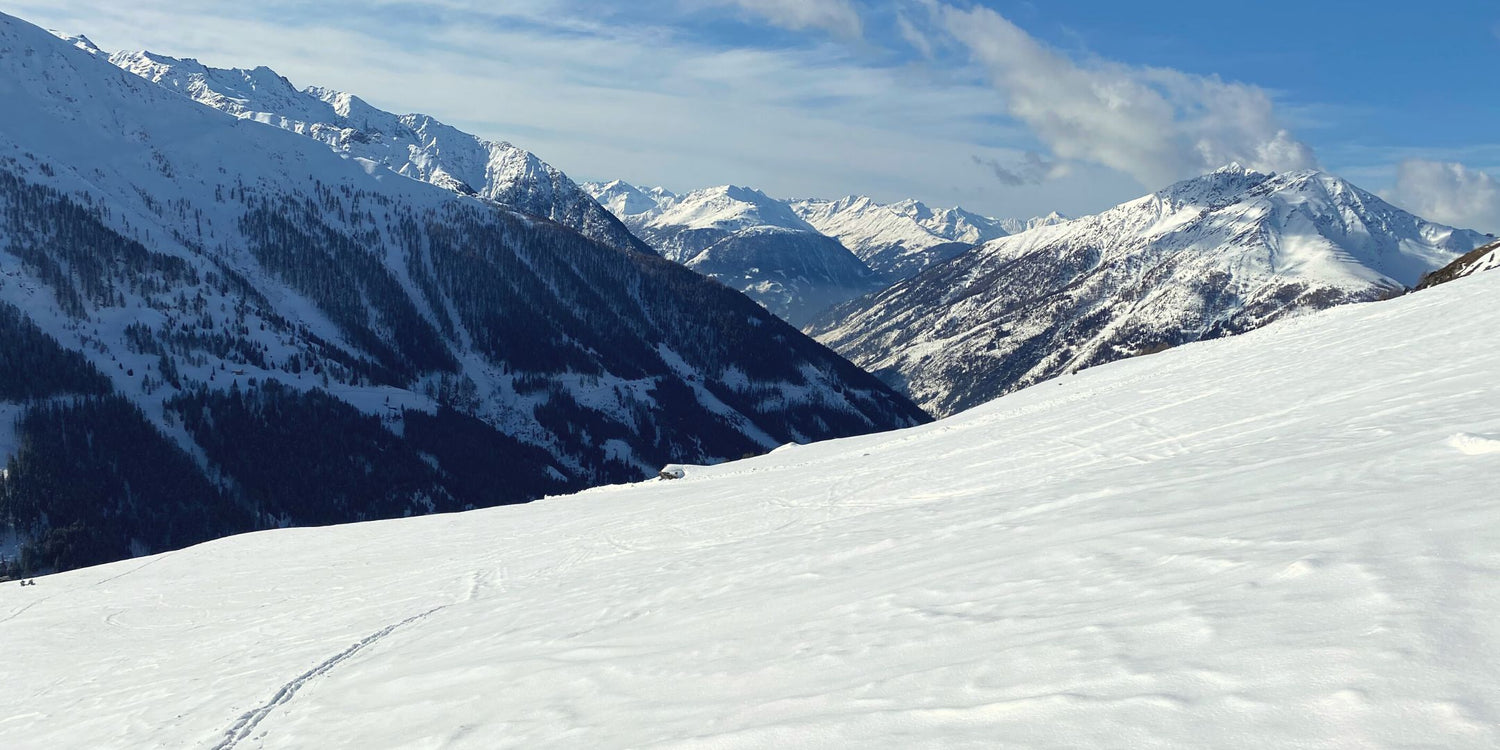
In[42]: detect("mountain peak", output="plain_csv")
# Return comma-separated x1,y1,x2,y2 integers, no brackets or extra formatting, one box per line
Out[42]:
97,44,652,254
584,179,667,218
1213,161,1255,175
48,30,104,56
816,166,1488,417
1158,163,1278,207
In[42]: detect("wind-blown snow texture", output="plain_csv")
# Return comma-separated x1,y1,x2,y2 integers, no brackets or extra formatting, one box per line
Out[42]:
103,48,653,256
4,263,1499,749
813,164,1489,416
0,12,925,571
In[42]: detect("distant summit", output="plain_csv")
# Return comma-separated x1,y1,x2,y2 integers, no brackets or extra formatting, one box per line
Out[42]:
788,196,1009,279
812,166,1489,416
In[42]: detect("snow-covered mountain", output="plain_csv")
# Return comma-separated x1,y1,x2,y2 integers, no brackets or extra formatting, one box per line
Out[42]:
581,182,885,323
788,196,1004,279
998,210,1071,235
811,164,1489,416
7,258,1499,750
582,179,678,226
97,48,653,256
629,184,819,262
0,12,927,575
1416,238,1500,290
683,226,886,326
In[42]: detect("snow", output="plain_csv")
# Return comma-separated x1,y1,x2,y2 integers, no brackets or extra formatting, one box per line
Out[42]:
999,210,1072,235
786,196,1002,279
1423,240,1500,288
103,48,647,255
3,267,1499,748
1468,247,1500,275
816,165,1491,417
583,179,678,219
648,185,813,235
1447,433,1500,456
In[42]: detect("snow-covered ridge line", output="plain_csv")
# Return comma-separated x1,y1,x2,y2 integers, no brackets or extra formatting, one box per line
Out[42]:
94,43,653,256
1416,238,1500,290
583,179,1072,282
814,163,1490,416
577,181,890,324
787,194,1010,279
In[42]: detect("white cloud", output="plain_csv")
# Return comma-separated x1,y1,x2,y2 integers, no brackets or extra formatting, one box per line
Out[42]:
895,13,933,59
0,0,1226,220
930,3,1316,188
7,0,1130,220
706,0,863,38
1384,160,1500,234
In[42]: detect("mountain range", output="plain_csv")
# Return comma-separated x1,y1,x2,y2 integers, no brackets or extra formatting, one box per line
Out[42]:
97,43,653,257
787,195,1015,278
7,236,1498,749
582,180,1051,280
579,182,888,324
0,13,926,575
810,164,1489,416
2,8,1493,578
580,180,1078,324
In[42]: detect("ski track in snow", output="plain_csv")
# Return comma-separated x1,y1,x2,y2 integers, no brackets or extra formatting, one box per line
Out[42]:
210,562,517,750
211,603,452,750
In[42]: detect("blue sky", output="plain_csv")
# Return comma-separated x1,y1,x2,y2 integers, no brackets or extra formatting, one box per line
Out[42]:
5,0,1499,230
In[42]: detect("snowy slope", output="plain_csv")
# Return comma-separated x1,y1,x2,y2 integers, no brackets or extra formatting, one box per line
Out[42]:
788,196,998,279
103,49,653,255
0,11,926,574
813,164,1489,416
5,264,1499,749
1416,238,1500,290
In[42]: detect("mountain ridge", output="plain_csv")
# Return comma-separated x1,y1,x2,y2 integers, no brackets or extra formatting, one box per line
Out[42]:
100,45,655,256
811,164,1488,416
0,11,927,575
787,195,1007,279
579,182,888,322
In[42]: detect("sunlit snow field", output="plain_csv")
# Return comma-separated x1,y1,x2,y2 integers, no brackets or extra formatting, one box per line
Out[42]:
4,271,1498,749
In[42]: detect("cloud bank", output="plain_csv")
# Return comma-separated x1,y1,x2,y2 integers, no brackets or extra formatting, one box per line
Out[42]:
708,0,863,38
12,0,1484,227
930,3,1317,188
1385,160,1500,234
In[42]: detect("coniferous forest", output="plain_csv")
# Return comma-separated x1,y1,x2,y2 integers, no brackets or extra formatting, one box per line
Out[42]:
0,151,926,577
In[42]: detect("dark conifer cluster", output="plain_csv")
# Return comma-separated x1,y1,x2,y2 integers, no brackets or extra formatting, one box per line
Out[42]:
0,163,925,577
